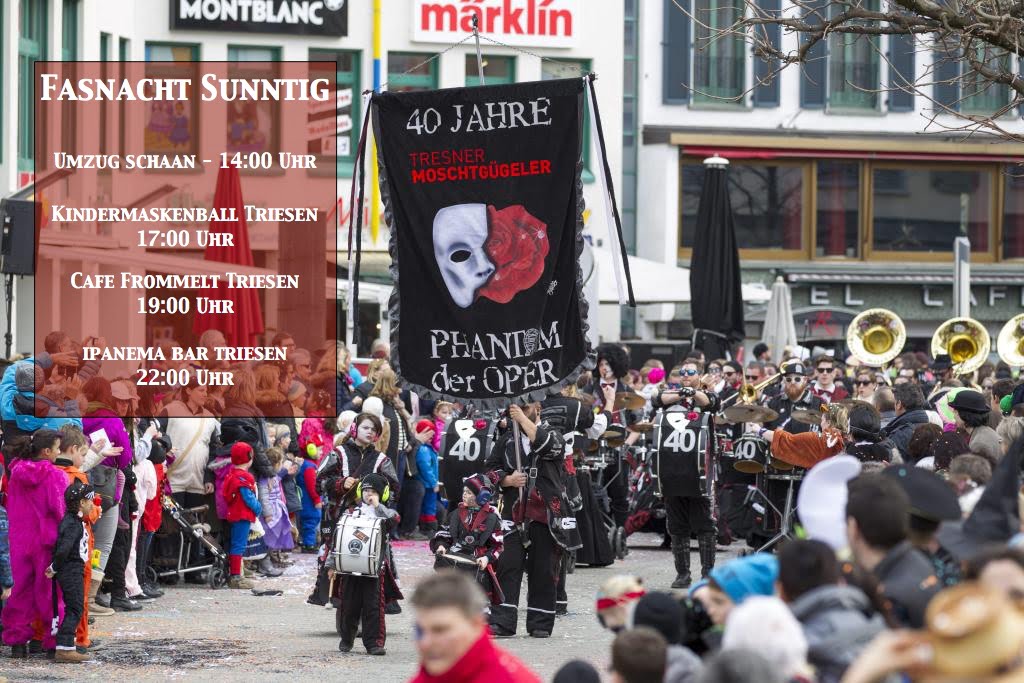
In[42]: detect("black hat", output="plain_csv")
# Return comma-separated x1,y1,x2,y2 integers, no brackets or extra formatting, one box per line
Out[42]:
931,354,953,371
883,465,960,523
782,360,807,377
949,389,990,415
631,591,684,645
64,480,95,507
359,473,388,495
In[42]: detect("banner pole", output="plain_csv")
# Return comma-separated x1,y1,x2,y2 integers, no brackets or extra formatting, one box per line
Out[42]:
472,15,485,85
370,0,382,246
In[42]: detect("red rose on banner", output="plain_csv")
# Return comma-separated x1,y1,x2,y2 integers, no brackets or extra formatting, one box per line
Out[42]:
478,204,549,304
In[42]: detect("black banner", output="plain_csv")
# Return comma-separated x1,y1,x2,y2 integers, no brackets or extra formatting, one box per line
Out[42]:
170,0,348,37
372,79,593,407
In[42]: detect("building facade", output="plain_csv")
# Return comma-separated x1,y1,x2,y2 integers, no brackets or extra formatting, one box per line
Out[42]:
634,0,1024,351
0,0,623,355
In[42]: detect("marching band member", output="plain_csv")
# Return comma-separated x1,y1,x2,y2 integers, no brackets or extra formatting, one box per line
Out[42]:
430,474,504,606
336,473,402,656
588,344,636,535
758,403,849,469
651,358,720,589
485,403,581,639
765,362,824,435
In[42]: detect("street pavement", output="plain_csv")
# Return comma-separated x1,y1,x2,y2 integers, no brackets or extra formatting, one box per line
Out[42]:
0,533,741,681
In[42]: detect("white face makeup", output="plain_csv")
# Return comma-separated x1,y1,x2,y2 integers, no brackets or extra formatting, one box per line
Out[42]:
356,419,378,445
432,204,496,308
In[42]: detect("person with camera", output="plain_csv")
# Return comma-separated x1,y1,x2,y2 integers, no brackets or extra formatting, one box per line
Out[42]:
651,360,720,589
484,403,581,639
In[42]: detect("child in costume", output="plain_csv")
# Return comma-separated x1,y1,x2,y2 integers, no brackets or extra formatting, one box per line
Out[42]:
258,446,295,566
54,426,103,650
297,433,324,552
413,419,440,536
336,473,402,656
0,463,13,609
430,401,453,452
430,474,504,606
47,481,95,663
2,430,68,657
221,442,262,589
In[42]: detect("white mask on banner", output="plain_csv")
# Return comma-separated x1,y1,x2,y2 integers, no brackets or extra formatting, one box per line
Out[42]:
432,204,495,308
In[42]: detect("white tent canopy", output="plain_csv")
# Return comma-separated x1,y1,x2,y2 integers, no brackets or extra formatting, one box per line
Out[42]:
592,247,770,305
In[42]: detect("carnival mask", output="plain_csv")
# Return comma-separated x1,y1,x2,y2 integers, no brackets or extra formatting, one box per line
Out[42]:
432,204,496,308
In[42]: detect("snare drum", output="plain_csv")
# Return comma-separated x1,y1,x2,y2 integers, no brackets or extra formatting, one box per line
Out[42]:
332,514,384,576
731,434,771,474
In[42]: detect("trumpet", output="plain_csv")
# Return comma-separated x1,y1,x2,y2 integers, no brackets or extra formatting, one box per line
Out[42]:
720,374,783,410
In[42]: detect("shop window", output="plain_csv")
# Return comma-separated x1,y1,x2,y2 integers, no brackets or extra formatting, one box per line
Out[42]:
871,166,991,255
816,161,860,257
387,52,438,92
692,0,745,104
1003,170,1024,259
542,59,593,182
309,50,360,176
680,161,805,256
465,55,515,87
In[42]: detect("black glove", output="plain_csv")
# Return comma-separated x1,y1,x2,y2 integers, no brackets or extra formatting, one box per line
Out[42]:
679,387,696,398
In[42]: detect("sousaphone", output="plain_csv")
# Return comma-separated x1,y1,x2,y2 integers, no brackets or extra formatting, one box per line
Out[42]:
846,308,906,368
997,314,1024,367
931,317,991,376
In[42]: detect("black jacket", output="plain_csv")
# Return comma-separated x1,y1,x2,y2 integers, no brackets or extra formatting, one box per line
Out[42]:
873,540,941,628
485,422,582,551
766,390,824,435
882,409,931,461
52,513,87,574
221,400,274,479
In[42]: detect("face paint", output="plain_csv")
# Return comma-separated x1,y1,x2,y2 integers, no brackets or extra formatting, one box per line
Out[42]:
432,204,496,308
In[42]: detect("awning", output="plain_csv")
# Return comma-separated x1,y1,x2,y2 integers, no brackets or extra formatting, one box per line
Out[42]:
593,248,771,305
785,272,1024,286
682,145,1024,164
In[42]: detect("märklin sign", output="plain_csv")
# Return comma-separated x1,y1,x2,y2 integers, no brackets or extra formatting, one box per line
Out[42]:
371,79,593,407
413,0,581,48
171,0,348,37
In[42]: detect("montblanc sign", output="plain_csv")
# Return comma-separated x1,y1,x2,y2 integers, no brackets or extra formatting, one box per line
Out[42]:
171,0,349,36
413,0,581,48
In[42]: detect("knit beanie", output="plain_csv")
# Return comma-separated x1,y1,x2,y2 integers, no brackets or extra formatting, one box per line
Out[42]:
463,474,491,499
553,661,601,683
415,419,435,435
231,441,254,466
709,554,779,605
631,591,684,644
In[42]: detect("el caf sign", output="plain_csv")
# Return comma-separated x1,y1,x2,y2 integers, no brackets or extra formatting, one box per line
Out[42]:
413,0,581,48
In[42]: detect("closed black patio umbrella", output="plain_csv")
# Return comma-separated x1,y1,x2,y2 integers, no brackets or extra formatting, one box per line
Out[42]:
689,156,744,358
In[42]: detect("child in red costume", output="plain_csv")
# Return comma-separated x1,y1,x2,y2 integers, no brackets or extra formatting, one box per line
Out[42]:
221,442,262,589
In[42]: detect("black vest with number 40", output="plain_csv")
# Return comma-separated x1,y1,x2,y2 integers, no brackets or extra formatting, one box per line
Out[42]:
653,410,711,498
439,418,495,502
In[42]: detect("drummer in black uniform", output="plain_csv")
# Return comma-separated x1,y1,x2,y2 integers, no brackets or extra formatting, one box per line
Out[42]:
651,358,720,589
765,361,824,435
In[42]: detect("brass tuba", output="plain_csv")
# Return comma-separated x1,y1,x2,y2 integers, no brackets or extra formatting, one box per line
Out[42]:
931,317,991,375
997,314,1024,367
846,308,906,367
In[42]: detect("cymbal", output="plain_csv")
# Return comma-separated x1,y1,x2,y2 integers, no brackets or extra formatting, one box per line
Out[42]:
628,421,654,434
790,409,821,425
613,392,645,411
722,403,779,424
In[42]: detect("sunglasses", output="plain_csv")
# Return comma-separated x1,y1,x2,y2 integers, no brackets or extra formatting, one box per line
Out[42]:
722,370,736,376
708,367,722,374
855,380,874,386
681,369,698,376
784,376,804,383
817,367,833,373
745,375,759,381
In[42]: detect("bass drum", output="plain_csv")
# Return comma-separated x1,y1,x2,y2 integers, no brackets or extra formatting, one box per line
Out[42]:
332,514,384,576
731,434,771,474
651,410,712,497
439,417,496,503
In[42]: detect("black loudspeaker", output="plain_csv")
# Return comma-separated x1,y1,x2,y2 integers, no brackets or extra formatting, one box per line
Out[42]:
0,199,39,275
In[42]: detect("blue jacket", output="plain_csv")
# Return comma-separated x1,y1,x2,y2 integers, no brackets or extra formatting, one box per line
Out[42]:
0,356,83,435
0,506,12,588
415,444,439,490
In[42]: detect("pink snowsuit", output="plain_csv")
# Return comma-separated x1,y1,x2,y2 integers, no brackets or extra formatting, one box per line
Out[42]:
1,457,67,648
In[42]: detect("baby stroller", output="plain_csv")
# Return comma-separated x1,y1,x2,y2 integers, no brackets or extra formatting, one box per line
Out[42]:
148,495,229,589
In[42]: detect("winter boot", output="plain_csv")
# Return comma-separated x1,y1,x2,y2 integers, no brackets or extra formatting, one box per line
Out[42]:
55,647,93,663
88,575,114,617
670,536,692,589
698,532,717,579
228,575,254,589
257,556,283,577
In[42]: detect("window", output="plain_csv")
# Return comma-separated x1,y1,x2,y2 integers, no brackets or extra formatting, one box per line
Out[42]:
934,44,1010,115
816,161,860,257
144,42,198,61
828,1,879,110
61,0,78,60
18,0,47,172
1002,170,1024,259
226,46,281,159
309,49,360,175
144,43,200,156
387,52,438,92
118,39,129,156
465,55,515,87
692,0,744,104
119,37,129,60
681,161,806,256
871,165,992,255
663,0,691,103
227,45,280,62
542,59,593,182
